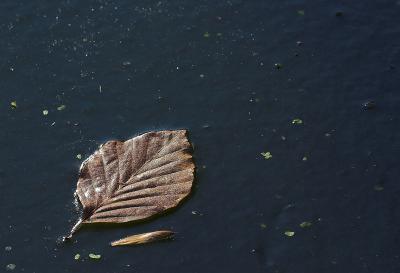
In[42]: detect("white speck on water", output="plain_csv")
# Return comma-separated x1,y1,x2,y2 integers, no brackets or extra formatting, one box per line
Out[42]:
6,264,16,271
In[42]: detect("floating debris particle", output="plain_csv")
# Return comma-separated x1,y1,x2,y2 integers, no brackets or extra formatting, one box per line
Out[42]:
374,185,384,191
261,152,272,160
260,223,267,229
57,105,66,111
122,61,131,66
302,156,308,161
5,246,12,251
292,118,303,124
281,136,286,141
274,63,283,69
76,154,82,160
42,109,49,116
203,32,210,38
296,41,303,46
362,100,376,110
191,210,203,216
10,101,17,109
199,74,205,78
74,254,80,260
6,264,16,271
111,230,174,246
299,221,312,228
284,231,295,237
88,253,101,260
216,33,222,37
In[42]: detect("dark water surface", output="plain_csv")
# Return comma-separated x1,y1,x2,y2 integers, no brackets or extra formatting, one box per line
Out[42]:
1,0,400,272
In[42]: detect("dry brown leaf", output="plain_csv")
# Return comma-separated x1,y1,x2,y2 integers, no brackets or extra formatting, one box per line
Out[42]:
65,130,194,239
111,230,175,246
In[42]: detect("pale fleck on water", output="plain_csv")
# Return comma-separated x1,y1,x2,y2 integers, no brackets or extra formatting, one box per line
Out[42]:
6,264,16,271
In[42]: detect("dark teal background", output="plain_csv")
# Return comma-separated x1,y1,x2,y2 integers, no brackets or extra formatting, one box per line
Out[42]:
1,0,400,272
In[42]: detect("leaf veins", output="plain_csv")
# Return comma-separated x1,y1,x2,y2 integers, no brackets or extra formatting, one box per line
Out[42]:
65,130,195,239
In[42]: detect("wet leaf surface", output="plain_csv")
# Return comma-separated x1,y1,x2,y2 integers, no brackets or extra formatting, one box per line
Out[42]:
66,130,194,238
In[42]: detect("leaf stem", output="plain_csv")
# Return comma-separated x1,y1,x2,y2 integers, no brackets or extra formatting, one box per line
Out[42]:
63,218,83,242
